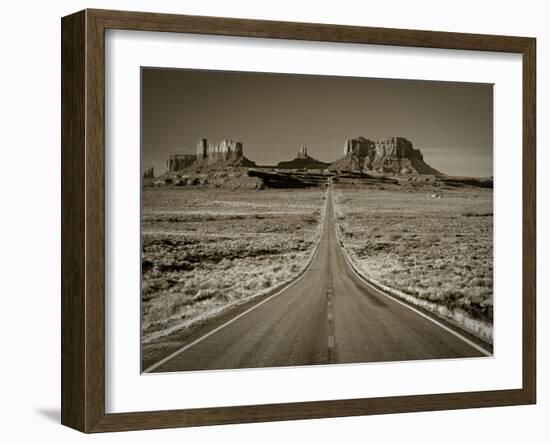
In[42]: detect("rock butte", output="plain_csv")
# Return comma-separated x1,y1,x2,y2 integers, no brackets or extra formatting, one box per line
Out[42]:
144,137,493,189
329,136,441,175
166,155,195,172
142,166,155,179
194,138,256,168
276,145,330,169
157,136,439,175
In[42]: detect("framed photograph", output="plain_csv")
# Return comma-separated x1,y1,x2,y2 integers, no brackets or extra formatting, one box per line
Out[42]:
61,9,536,433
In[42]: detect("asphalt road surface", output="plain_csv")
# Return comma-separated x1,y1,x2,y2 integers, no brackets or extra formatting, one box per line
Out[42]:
146,184,490,373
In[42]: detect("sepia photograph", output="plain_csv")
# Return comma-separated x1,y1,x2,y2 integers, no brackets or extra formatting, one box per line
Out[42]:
140,68,494,373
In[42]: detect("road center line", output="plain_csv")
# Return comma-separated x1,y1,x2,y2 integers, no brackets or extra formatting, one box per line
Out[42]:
327,260,336,362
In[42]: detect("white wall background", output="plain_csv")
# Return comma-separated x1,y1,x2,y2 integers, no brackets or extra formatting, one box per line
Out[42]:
0,0,546,440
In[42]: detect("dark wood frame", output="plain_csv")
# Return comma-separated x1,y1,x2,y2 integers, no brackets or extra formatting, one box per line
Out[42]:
61,8,536,433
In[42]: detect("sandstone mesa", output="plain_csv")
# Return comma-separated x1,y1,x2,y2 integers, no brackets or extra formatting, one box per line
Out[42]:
143,136,491,189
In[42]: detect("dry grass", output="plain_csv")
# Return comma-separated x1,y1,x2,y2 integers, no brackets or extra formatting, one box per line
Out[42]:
141,187,325,342
333,186,493,334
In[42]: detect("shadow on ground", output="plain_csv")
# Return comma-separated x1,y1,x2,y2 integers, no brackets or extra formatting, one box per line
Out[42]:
35,408,60,423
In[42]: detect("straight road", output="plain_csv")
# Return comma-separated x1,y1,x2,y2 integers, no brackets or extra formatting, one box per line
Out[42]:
146,184,490,373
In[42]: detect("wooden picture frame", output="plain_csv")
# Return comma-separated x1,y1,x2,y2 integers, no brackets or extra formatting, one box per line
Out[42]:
61,8,536,433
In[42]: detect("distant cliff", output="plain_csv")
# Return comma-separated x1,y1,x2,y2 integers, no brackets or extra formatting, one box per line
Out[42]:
161,138,256,173
152,135,440,177
194,138,256,168
166,155,196,172
277,145,330,169
142,167,155,179
329,136,440,175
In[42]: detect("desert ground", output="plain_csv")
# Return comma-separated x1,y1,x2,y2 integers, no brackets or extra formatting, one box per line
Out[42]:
141,187,325,345
333,183,493,341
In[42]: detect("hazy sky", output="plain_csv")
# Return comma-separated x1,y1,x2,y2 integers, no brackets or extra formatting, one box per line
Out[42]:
142,68,493,177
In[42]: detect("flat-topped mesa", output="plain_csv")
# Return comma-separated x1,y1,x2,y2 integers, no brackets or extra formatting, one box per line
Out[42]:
166,154,196,172
371,137,439,174
343,137,374,157
196,138,242,161
330,136,441,175
194,138,256,168
374,137,422,163
277,145,330,169
329,137,375,172
142,167,155,179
